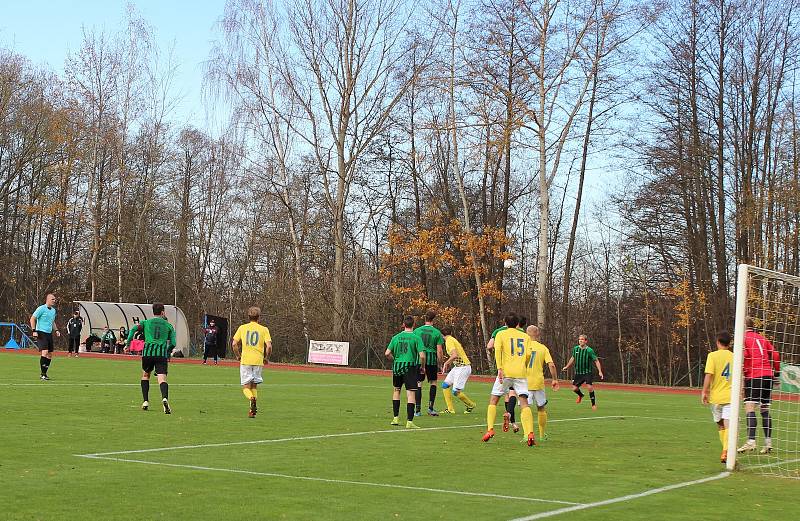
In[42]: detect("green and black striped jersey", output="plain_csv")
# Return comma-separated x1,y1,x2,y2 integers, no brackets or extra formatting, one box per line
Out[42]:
572,345,598,374
127,317,176,358
387,331,423,375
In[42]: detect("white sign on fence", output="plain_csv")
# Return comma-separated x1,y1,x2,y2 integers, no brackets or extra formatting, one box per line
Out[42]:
308,340,350,366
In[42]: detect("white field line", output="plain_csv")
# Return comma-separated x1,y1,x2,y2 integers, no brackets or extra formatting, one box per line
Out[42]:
748,457,800,469
507,472,731,521
0,382,384,388
77,455,582,505
625,415,707,424
77,416,624,457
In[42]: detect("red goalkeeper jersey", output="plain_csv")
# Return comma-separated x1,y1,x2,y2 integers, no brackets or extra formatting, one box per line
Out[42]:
743,330,781,379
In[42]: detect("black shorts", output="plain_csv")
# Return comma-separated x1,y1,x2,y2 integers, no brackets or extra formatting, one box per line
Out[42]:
35,331,54,352
393,370,418,390
744,377,773,405
417,364,439,382
142,356,169,375
573,373,593,387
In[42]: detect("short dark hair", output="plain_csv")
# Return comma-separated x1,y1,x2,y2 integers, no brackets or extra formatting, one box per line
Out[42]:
152,302,165,315
504,313,519,328
518,315,528,328
441,326,452,336
403,315,415,329
425,309,437,322
717,330,732,347
745,317,755,329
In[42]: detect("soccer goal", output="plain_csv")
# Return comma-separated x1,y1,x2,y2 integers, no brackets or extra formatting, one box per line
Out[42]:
727,264,800,478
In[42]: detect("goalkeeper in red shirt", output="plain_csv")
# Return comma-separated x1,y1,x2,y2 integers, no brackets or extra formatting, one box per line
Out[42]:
737,317,781,455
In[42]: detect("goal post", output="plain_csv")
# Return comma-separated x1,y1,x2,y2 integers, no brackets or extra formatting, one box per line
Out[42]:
726,264,749,471
726,264,800,478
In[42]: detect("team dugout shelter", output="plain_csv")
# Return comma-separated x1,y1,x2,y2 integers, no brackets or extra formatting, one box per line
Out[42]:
74,301,190,356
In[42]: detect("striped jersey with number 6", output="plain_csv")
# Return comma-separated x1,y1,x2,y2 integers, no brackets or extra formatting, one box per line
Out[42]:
128,317,176,358
233,322,272,365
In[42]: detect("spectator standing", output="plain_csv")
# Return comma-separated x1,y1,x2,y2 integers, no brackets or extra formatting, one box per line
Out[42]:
66,311,83,357
203,320,219,365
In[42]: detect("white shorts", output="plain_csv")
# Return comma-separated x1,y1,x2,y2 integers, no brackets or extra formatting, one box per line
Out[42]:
528,389,547,407
490,377,529,398
240,365,264,385
445,366,472,391
710,404,730,423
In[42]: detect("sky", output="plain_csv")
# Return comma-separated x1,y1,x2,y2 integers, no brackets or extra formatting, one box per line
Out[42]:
0,0,226,128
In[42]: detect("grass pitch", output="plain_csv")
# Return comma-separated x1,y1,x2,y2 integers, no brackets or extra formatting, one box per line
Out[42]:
1,352,796,520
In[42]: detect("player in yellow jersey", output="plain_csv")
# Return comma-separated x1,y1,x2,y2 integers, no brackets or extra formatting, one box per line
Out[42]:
232,307,273,418
701,330,734,463
483,314,537,446
525,326,559,440
440,326,476,414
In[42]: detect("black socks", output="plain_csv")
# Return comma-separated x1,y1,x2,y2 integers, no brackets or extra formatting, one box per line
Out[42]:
506,395,517,423
415,388,422,412
141,380,150,401
160,382,169,400
393,399,400,417
761,409,772,438
590,391,596,406
747,411,757,439
40,356,49,375
429,385,437,410
574,388,584,398
406,402,415,422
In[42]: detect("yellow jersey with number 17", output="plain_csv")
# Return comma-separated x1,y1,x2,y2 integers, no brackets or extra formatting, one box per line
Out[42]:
704,349,733,405
494,328,531,378
526,341,554,390
233,322,272,366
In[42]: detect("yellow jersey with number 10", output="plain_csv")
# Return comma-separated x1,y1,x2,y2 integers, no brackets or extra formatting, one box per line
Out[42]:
704,349,733,405
234,322,272,366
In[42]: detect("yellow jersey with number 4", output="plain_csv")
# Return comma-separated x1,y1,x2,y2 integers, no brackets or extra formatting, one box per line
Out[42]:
494,328,532,378
526,341,554,390
445,336,471,366
704,349,733,405
234,322,272,366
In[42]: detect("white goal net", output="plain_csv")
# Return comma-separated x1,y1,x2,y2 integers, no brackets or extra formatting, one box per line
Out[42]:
727,265,800,478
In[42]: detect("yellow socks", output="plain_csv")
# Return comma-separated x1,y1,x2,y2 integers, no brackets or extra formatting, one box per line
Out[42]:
457,392,476,408
243,388,253,400
521,407,534,437
251,388,258,399
443,387,455,412
538,410,548,438
487,404,497,431
719,429,728,450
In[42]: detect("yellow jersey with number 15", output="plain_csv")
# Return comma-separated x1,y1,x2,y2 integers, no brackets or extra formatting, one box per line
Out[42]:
704,349,733,405
494,328,531,378
233,322,272,366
